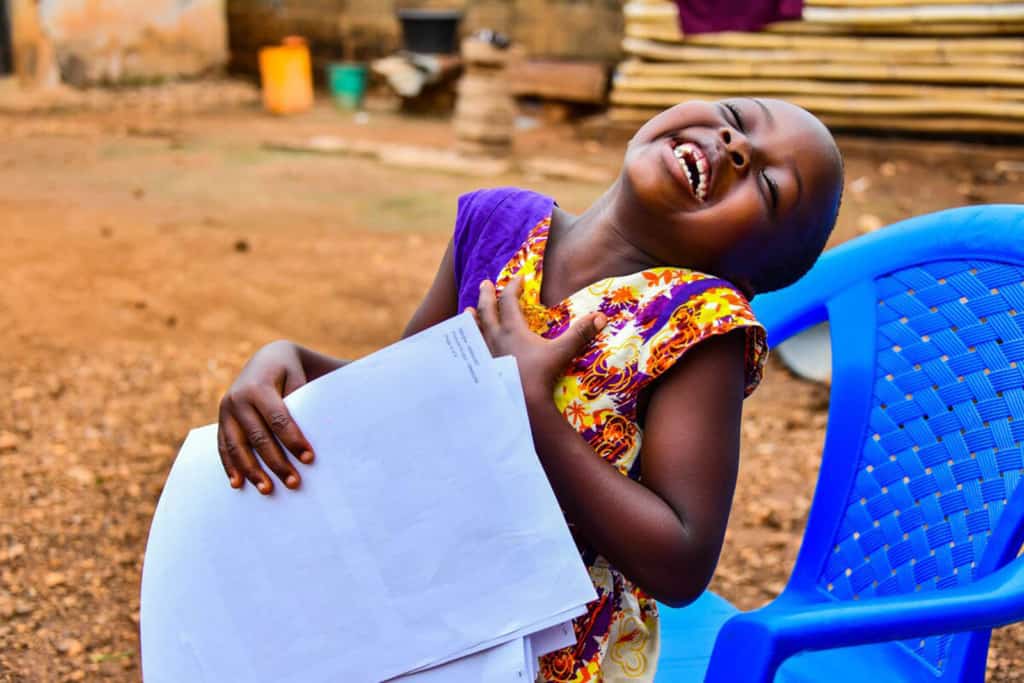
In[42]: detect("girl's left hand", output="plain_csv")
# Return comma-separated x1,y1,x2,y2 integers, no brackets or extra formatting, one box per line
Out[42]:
472,278,605,404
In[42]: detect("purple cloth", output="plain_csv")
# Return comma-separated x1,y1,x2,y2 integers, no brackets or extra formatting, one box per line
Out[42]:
452,187,555,313
673,0,802,34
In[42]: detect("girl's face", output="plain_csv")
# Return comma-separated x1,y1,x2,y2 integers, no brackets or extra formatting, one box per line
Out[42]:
620,98,842,292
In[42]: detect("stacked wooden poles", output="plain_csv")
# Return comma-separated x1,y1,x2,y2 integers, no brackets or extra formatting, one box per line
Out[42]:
611,0,1024,136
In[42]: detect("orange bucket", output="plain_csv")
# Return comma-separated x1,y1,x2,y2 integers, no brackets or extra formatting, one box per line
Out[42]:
259,37,314,115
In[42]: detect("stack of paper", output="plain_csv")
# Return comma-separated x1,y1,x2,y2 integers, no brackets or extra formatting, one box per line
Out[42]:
140,313,596,682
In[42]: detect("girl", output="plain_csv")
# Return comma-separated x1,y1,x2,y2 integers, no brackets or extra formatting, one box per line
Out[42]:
216,98,844,682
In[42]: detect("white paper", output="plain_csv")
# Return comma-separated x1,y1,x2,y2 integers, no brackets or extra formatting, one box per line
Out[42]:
525,637,537,682
529,620,577,658
403,606,583,674
392,616,577,683
399,357,585,675
140,313,596,683
524,620,576,683
391,638,527,683
392,609,579,682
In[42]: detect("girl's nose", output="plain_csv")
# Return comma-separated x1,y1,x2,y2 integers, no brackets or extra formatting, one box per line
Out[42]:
718,126,752,171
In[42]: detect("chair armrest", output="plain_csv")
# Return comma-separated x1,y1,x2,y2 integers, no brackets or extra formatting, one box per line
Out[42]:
751,283,829,348
704,556,1024,682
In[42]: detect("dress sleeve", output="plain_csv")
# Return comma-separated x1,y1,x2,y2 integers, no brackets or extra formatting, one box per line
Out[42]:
452,189,490,294
637,278,768,397
451,187,556,313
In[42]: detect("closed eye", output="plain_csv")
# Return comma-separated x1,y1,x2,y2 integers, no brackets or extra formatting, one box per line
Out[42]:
762,171,779,211
723,102,745,133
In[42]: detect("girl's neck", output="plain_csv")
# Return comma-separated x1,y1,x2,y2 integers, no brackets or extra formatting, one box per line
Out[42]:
542,181,664,306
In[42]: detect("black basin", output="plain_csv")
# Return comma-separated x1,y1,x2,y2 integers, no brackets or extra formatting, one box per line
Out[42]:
396,9,463,55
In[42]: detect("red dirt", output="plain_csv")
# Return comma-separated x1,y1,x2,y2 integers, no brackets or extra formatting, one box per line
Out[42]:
2,82,1024,681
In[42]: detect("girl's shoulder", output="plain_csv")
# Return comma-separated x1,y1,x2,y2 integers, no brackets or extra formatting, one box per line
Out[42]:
598,267,753,317
452,187,555,312
455,187,554,234
600,267,767,397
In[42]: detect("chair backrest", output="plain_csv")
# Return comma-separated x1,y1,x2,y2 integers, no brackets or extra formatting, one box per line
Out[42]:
753,205,1024,681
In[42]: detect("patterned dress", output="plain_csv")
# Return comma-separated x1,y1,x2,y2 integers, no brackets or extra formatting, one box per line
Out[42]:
452,188,767,682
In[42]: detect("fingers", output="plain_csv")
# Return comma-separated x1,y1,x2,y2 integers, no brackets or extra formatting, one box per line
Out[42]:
478,276,529,332
219,387,306,495
476,280,500,332
281,365,308,398
216,341,314,494
218,409,274,494
555,312,607,361
216,425,243,489
234,402,303,492
497,277,527,327
255,385,314,465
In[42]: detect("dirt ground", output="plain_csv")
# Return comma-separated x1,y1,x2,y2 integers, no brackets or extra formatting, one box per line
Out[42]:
2,80,1024,682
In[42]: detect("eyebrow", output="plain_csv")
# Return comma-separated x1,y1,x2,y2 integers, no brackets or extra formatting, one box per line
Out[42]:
787,156,805,211
761,157,804,224
749,98,775,127
747,98,804,221
760,182,776,222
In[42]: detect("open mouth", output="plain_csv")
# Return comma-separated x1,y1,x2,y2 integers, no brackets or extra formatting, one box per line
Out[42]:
672,141,710,203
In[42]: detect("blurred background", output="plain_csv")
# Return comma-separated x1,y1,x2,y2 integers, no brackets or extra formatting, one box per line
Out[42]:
2,1,1024,681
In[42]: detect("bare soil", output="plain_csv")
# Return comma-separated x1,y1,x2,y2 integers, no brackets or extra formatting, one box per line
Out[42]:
2,82,1024,681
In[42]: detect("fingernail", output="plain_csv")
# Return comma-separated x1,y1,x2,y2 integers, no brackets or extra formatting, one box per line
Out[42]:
230,474,242,488
299,450,314,464
285,474,300,488
257,480,272,494
594,314,607,331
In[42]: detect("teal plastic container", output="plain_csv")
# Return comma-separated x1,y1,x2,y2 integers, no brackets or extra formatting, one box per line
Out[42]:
327,62,368,110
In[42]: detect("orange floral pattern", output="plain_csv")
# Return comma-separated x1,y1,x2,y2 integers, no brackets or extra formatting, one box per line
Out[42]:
496,216,767,682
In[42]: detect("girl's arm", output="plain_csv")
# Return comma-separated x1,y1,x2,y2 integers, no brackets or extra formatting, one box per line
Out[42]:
474,278,746,607
402,239,459,338
217,239,458,493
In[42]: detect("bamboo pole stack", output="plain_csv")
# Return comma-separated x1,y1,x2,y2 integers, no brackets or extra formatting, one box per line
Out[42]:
611,0,1024,135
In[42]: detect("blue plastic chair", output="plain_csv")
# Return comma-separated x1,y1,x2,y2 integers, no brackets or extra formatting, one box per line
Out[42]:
656,205,1024,682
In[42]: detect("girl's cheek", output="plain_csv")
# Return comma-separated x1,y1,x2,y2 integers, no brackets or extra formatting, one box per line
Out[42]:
717,192,764,242
734,184,764,222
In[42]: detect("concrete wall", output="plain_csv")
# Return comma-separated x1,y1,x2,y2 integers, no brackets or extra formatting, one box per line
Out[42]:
12,0,227,86
228,0,623,79
227,0,352,78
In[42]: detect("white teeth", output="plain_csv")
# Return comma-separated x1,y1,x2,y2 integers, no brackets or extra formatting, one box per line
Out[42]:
672,142,708,202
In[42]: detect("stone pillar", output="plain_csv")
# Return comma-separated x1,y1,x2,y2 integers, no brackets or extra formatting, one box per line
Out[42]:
453,36,522,158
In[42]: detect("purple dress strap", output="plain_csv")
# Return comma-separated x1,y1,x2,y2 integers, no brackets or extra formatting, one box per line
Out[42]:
452,187,555,312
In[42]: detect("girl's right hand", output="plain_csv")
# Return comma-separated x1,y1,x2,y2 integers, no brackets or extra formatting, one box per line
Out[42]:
217,340,315,494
